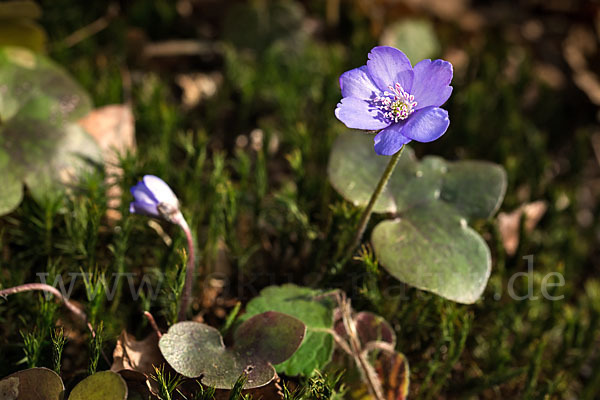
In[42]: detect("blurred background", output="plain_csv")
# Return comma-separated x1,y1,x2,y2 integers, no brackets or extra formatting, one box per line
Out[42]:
1,0,600,398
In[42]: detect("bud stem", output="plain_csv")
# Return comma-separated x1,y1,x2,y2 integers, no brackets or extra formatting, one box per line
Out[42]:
177,216,196,321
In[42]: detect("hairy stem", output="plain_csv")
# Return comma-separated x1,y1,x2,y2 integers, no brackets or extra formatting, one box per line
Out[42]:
177,216,196,321
144,311,163,338
0,283,94,334
346,145,405,261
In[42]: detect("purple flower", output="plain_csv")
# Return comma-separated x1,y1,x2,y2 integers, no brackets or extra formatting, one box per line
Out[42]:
130,175,182,224
335,46,453,155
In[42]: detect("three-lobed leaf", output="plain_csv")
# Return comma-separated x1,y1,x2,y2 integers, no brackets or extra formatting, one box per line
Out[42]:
328,132,507,303
159,311,306,389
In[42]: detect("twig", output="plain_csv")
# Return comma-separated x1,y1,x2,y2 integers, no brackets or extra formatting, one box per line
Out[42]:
61,3,119,48
143,40,221,58
336,292,385,400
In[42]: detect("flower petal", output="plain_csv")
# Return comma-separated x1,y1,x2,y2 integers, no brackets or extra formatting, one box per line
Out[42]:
367,46,413,92
335,97,390,130
373,122,412,156
394,69,415,94
411,59,453,109
339,66,381,100
130,201,160,217
131,181,157,204
142,175,179,206
402,106,450,142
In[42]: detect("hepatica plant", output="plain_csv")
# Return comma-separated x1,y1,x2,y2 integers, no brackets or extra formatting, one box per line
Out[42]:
331,46,507,303
130,175,195,320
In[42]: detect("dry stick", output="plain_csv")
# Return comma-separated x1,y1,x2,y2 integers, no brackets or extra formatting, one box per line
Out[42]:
343,145,405,264
61,3,119,48
337,293,385,400
0,283,94,336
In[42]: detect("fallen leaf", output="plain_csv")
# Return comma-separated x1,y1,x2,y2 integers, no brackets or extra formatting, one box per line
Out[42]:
175,72,222,109
497,201,547,255
111,331,164,376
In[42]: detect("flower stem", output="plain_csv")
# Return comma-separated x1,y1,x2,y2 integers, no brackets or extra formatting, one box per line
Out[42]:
177,217,196,321
346,145,405,261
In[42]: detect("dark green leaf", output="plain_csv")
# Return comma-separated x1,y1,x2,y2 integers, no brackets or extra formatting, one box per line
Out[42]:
242,284,336,376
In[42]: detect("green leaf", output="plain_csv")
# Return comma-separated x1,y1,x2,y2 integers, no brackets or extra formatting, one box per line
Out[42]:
0,46,100,215
241,284,336,376
159,311,306,389
0,367,64,400
328,133,506,219
327,132,415,214
68,371,128,400
0,171,23,215
328,132,506,303
380,19,440,63
372,202,491,303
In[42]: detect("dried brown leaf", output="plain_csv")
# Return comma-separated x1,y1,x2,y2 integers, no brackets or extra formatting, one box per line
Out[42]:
111,331,164,376
498,201,547,256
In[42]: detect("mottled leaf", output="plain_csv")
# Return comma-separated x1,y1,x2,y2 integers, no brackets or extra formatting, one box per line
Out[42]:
0,46,100,214
159,311,305,389
68,371,128,400
0,368,64,400
242,284,336,376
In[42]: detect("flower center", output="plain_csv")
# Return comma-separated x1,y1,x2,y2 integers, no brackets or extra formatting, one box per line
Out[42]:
375,83,417,123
